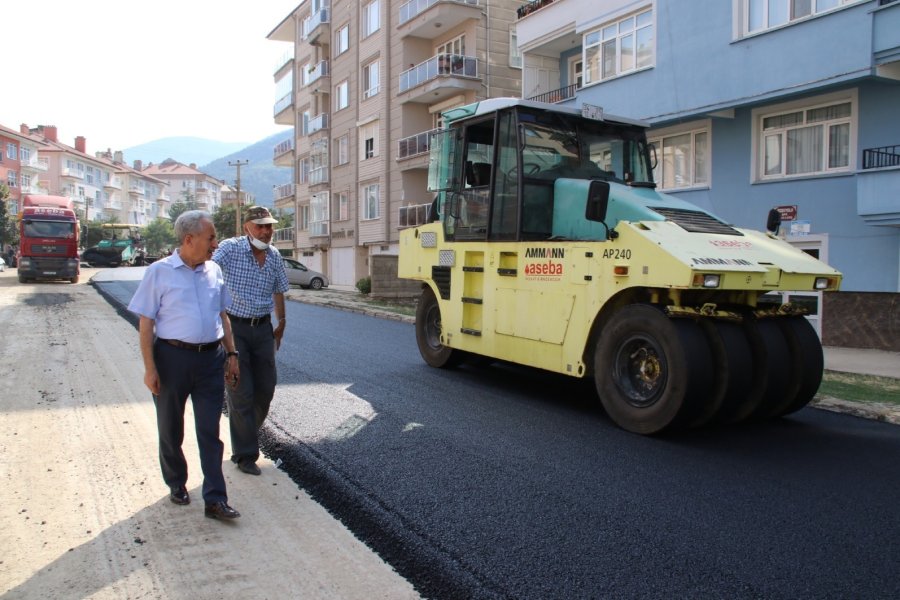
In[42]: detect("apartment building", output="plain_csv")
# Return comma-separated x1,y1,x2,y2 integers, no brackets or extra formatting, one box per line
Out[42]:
0,124,46,217
141,158,223,213
268,0,523,287
3,123,170,226
516,0,900,296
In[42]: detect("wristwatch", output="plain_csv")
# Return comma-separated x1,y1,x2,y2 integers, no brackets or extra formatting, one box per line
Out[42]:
226,351,239,359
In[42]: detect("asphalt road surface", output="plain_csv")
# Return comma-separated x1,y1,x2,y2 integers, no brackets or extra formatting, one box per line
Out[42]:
262,301,900,599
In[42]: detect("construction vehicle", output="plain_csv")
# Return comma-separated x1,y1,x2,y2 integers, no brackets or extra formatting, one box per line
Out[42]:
398,98,842,434
81,224,148,267
17,194,81,284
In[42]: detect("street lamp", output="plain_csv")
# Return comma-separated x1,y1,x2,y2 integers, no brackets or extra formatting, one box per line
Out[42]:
228,159,249,236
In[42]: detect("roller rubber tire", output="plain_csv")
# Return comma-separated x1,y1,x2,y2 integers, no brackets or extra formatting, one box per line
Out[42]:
747,318,799,419
697,320,754,426
594,305,713,435
415,287,466,368
774,316,824,417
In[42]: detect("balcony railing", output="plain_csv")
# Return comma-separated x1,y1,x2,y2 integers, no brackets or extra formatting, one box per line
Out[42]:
863,145,900,169
274,227,295,243
309,166,329,185
274,50,293,74
400,54,477,93
61,168,84,179
273,138,294,158
398,128,442,159
304,61,329,86
302,8,330,39
517,0,558,19
399,202,433,228
22,156,49,171
273,92,293,116
309,113,329,134
399,0,478,25
274,183,296,200
528,83,578,104
128,183,145,195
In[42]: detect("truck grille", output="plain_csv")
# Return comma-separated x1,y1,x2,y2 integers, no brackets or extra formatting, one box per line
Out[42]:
649,207,743,236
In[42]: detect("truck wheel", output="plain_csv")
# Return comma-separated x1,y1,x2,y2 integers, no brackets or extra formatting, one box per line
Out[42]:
70,275,79,284
697,320,753,426
594,305,713,434
774,316,823,417
415,287,465,368
18,273,27,283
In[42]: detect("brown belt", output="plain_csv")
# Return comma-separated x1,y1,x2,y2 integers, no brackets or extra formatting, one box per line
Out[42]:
160,338,221,352
227,313,271,326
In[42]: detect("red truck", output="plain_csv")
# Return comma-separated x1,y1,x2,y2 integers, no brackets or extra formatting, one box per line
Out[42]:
17,194,81,284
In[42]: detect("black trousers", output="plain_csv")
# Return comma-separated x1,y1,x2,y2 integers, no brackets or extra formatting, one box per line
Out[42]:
226,320,277,465
153,340,227,504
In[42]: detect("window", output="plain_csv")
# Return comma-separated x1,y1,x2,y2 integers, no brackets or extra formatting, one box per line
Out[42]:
336,134,350,165
363,60,379,99
756,97,853,180
299,158,310,184
509,28,522,68
359,122,379,160
648,127,710,190
7,143,17,160
299,205,309,231
584,8,653,84
336,192,350,221
301,110,311,136
361,183,380,220
744,0,859,35
570,58,584,88
310,192,329,236
85,166,94,185
7,170,18,188
336,25,349,55
335,80,349,111
310,139,329,185
363,0,380,37
436,35,465,57
20,147,31,162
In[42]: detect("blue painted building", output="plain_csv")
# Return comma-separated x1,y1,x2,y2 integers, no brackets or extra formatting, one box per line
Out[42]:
516,0,900,307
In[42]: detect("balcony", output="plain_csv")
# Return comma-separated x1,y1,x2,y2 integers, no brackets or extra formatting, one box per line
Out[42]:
273,92,294,125
273,50,293,76
873,0,900,78
304,60,330,87
61,168,84,180
309,166,329,186
302,8,330,44
516,0,558,19
858,144,900,226
310,221,329,237
128,183,145,197
308,113,329,135
399,202,433,228
274,227,295,243
104,176,123,190
398,128,441,169
398,54,479,103
397,0,480,39
274,183,296,201
22,156,49,172
274,138,294,167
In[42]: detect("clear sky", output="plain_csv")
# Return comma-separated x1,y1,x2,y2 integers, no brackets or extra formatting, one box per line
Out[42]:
1,0,299,152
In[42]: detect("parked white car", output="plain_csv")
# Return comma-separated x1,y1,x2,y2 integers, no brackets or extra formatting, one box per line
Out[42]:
282,258,329,290
0,257,6,272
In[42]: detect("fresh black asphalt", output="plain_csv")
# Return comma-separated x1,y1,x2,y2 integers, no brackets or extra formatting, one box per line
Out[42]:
97,280,900,599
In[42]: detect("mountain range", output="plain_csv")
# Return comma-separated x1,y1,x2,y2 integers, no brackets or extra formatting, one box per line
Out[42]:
124,130,293,208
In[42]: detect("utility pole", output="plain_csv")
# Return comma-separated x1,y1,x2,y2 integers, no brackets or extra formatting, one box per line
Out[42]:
228,159,249,236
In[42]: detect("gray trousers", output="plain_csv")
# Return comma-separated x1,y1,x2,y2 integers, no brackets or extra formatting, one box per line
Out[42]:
153,341,227,504
226,320,277,464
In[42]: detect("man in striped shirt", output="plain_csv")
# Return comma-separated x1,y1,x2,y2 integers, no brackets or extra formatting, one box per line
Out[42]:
213,206,290,477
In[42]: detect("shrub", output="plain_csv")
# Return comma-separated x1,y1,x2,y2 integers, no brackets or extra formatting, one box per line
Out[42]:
356,276,371,295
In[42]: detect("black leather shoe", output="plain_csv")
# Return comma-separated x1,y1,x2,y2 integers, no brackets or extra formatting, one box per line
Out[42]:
170,486,190,505
205,501,240,520
238,460,262,476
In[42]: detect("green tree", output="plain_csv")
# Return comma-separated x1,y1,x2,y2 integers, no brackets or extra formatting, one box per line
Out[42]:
141,218,177,254
0,183,16,250
212,204,239,239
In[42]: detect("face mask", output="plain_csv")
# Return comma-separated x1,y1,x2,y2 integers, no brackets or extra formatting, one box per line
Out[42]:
247,232,269,251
